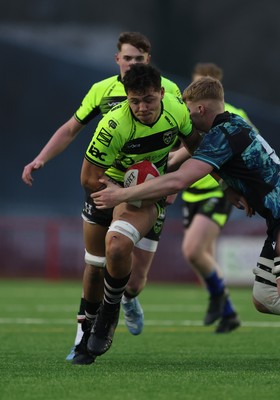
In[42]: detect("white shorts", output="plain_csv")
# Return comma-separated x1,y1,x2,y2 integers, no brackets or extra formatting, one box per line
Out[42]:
253,265,280,314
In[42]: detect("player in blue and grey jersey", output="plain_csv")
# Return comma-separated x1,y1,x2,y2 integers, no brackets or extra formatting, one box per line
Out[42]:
92,76,280,323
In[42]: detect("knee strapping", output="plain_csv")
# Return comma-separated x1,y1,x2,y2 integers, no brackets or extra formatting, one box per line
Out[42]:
135,237,158,252
108,220,141,245
84,250,106,268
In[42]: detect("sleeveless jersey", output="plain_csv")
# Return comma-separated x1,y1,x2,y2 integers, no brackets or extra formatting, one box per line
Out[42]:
85,92,192,183
192,112,280,219
74,75,182,124
182,102,249,202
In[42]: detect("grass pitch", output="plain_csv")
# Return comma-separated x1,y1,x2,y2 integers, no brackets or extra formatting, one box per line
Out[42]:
1,279,280,400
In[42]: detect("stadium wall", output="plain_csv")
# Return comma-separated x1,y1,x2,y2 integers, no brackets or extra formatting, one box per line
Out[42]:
0,27,274,285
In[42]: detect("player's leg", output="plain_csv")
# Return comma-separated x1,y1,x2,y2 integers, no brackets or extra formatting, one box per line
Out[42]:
68,190,114,364
182,198,240,333
122,246,154,335
66,220,106,361
71,220,108,365
122,205,165,335
88,202,158,356
65,292,86,361
253,236,280,315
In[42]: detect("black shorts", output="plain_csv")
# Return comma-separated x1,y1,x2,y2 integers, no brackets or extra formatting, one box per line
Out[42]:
182,195,232,229
82,190,166,242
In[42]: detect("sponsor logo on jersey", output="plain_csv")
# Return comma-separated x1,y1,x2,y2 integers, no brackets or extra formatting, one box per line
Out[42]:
126,143,141,150
96,128,113,147
110,103,122,111
87,141,107,161
108,101,121,108
108,119,117,129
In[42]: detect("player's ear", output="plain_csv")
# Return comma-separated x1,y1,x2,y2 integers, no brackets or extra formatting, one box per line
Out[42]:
161,87,165,99
115,52,120,64
198,104,205,115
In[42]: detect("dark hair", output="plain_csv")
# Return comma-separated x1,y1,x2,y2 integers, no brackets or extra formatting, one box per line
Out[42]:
117,32,151,54
123,64,161,94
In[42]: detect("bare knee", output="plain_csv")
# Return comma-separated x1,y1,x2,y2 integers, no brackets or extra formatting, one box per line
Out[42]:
126,273,147,296
106,234,131,262
252,296,272,314
182,241,201,264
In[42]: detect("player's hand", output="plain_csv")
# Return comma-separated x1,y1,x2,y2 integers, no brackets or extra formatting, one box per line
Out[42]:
22,160,45,186
224,186,254,217
165,193,178,206
91,178,125,209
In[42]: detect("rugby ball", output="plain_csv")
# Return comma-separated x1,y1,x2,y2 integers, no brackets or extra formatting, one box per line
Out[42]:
124,160,160,187
124,160,160,207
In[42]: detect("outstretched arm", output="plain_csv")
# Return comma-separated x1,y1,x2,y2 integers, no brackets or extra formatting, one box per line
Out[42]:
92,159,213,209
22,116,83,186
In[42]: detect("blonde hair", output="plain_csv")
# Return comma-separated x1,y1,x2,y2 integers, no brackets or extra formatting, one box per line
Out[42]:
183,76,224,103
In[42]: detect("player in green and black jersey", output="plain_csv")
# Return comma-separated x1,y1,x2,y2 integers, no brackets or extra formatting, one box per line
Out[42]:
21,32,184,363
81,63,200,359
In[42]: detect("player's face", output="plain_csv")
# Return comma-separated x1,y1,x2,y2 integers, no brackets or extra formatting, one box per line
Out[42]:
115,44,151,78
186,100,208,132
127,87,164,125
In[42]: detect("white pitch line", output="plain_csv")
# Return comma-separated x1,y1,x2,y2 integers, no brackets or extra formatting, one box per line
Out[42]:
0,318,280,328
3,304,249,313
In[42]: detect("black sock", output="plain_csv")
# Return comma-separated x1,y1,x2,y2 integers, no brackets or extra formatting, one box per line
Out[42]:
85,299,102,320
77,297,87,317
103,267,131,312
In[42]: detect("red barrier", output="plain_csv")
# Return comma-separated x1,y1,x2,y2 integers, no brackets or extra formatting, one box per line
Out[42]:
0,215,266,283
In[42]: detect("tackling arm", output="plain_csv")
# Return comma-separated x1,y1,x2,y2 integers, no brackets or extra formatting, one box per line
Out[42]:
91,159,213,209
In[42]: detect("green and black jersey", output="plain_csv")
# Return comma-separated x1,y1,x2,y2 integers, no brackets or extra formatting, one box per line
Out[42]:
75,75,182,124
182,102,250,202
85,92,192,183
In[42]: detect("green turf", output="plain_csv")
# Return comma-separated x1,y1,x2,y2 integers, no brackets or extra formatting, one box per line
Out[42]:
0,279,279,400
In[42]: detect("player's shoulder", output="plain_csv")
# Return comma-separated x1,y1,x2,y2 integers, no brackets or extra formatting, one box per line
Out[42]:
161,75,182,97
163,92,185,110
225,102,248,120
101,99,131,125
90,74,120,90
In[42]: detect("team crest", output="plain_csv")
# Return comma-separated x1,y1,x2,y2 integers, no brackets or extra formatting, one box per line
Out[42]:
163,131,174,145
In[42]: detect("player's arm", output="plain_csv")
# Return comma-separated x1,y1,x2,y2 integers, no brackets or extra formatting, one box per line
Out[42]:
22,116,83,186
92,158,213,209
210,171,253,217
180,126,202,155
167,146,191,172
81,158,107,192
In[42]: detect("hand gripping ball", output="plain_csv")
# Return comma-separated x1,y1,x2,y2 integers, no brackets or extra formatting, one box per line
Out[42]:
124,160,160,207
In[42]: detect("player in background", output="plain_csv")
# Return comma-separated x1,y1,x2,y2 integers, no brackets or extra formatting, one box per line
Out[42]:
82,63,200,360
180,63,250,333
91,76,280,323
21,32,182,361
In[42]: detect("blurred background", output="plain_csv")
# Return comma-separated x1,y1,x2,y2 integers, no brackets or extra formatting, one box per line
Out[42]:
0,0,277,284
